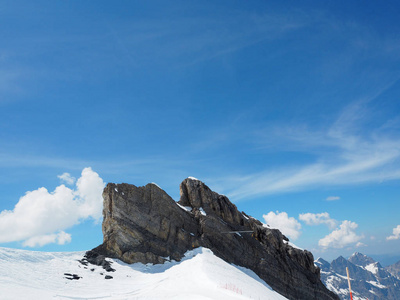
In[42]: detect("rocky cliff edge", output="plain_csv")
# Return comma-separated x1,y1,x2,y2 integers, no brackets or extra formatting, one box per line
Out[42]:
87,178,339,300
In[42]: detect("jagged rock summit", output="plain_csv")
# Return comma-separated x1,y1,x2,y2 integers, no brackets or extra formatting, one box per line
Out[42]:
348,252,376,267
87,178,338,300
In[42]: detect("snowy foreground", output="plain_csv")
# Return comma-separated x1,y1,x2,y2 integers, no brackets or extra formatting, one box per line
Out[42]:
0,247,287,300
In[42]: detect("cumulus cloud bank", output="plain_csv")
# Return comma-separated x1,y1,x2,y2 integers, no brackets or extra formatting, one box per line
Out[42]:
263,211,302,240
262,210,364,250
299,213,364,249
57,172,76,185
22,231,72,247
318,220,363,249
299,212,337,229
387,225,400,240
0,167,105,247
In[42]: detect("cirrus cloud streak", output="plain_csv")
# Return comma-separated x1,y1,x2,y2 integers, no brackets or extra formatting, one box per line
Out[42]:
216,100,400,201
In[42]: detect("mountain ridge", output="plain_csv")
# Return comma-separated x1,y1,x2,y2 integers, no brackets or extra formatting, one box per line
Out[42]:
87,177,338,300
385,260,400,279
316,252,400,300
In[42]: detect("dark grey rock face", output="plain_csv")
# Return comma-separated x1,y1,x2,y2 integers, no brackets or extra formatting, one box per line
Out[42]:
89,178,339,300
64,273,81,280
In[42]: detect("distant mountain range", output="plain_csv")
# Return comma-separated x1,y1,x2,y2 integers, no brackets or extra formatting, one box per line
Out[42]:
385,260,400,279
315,252,400,300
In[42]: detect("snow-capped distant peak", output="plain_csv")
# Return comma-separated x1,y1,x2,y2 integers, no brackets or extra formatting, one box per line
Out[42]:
315,257,329,264
348,252,375,268
350,252,370,261
187,176,199,181
318,253,400,300
314,257,331,272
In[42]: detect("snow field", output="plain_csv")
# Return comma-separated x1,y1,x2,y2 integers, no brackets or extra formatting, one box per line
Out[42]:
0,247,287,300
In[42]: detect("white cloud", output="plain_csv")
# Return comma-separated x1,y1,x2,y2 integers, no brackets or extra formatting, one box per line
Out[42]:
355,242,367,248
299,212,337,229
57,172,76,185
74,167,105,221
318,220,364,249
56,231,72,245
263,211,302,240
386,225,400,240
0,167,105,247
326,196,340,201
22,231,72,247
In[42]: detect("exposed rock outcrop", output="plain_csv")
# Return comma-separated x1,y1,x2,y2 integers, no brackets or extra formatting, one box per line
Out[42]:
88,178,339,300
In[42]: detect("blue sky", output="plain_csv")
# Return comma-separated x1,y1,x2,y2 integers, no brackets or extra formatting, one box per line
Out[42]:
1,1,400,263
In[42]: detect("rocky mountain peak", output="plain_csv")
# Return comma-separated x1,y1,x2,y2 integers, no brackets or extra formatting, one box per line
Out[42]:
386,260,400,279
348,252,376,267
314,257,330,272
87,178,339,300
179,178,248,227
317,252,400,300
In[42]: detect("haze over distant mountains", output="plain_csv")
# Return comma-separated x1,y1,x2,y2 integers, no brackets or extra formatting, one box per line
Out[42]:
315,252,400,300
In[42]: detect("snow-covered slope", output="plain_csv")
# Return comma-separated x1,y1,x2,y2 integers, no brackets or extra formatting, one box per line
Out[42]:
0,247,287,300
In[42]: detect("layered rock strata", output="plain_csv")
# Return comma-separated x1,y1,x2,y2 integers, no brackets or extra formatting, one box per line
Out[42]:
88,178,339,300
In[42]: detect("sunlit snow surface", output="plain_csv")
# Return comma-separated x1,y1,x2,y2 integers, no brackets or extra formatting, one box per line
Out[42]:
0,247,287,300
365,263,378,275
